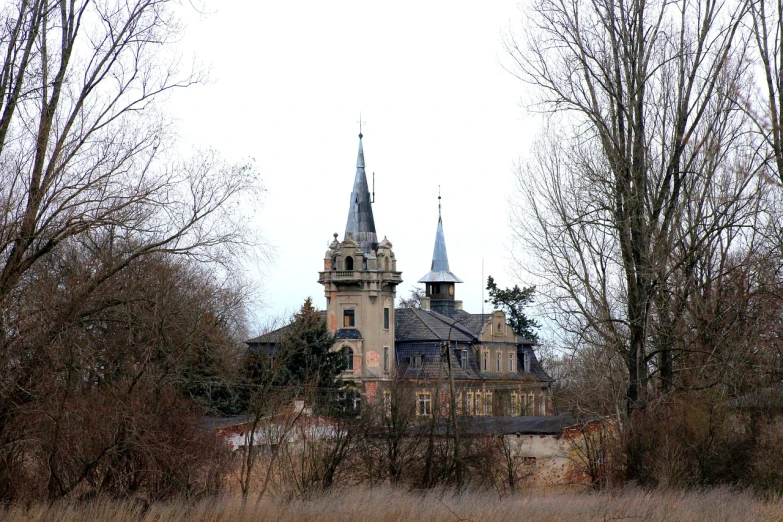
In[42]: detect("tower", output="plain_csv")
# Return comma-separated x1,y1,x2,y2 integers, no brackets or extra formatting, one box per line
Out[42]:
418,192,462,317
318,133,402,391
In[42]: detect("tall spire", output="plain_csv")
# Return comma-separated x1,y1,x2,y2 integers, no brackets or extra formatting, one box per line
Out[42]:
418,191,463,284
344,132,377,254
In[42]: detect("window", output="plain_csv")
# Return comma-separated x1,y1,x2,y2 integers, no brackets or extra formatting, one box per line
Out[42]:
521,394,527,415
496,351,502,372
410,354,422,369
417,393,431,416
460,349,468,370
384,307,390,329
343,346,354,371
509,352,516,373
449,284,454,296
475,392,483,416
482,351,488,371
456,392,463,415
528,394,534,414
511,392,518,415
539,394,546,415
484,392,493,415
345,256,354,270
497,322,502,334
343,309,355,328
523,352,530,373
338,390,360,414
383,346,390,372
467,392,475,415
383,391,392,417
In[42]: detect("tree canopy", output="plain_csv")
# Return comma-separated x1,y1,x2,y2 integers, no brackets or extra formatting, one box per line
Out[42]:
485,276,540,341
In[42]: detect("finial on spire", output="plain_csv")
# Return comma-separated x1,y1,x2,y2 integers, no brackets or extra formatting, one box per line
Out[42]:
358,112,365,139
438,185,442,220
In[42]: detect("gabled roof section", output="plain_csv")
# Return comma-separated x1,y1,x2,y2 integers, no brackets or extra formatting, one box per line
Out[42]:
344,133,378,254
452,309,493,335
395,308,475,343
245,311,328,345
418,212,462,283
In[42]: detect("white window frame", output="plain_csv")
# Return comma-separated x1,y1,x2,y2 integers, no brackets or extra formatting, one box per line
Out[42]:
417,392,431,416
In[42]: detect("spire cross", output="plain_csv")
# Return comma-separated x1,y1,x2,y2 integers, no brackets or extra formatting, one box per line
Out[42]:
357,112,366,138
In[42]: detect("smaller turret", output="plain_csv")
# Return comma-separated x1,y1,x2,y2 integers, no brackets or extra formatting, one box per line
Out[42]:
418,191,462,317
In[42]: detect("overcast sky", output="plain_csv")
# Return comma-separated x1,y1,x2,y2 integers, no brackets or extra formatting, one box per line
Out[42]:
169,1,539,329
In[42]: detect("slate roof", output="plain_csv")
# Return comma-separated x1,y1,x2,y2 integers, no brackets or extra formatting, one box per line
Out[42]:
244,306,552,384
418,214,463,284
336,328,362,340
412,414,578,437
452,310,493,335
395,308,475,343
344,134,377,254
245,311,328,345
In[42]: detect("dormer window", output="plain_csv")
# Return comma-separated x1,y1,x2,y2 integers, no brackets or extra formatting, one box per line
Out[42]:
345,256,354,271
523,352,531,373
460,349,468,370
410,354,422,369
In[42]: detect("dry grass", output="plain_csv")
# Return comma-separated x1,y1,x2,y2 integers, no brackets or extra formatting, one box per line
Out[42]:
2,486,782,522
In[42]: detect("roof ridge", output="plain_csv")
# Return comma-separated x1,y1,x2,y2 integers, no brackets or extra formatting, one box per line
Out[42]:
412,308,442,340
428,309,477,340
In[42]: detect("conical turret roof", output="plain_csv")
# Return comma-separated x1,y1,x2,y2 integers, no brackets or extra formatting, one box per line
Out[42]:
344,133,377,254
419,208,463,284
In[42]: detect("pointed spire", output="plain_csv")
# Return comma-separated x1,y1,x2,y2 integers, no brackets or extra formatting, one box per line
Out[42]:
418,191,463,284
345,132,377,254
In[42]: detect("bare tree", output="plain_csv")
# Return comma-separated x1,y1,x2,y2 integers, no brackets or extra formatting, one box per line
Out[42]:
0,0,262,502
506,0,756,415
397,286,425,308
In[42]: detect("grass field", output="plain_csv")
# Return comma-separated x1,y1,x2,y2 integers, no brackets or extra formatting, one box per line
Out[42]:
2,486,783,522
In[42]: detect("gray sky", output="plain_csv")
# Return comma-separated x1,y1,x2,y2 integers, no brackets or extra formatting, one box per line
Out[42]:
169,1,538,327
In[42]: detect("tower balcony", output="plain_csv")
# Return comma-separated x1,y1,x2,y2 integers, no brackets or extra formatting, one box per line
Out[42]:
318,270,402,286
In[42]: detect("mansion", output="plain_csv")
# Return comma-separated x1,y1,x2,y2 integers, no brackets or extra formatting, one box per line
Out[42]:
247,133,553,417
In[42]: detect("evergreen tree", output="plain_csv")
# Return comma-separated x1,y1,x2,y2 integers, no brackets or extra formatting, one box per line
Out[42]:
276,298,343,389
485,276,541,341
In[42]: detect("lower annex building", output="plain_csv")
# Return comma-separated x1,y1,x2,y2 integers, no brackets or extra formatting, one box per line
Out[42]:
247,132,553,417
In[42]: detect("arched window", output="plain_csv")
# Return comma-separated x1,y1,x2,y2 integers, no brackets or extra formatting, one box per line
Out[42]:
343,346,354,371
345,256,354,271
